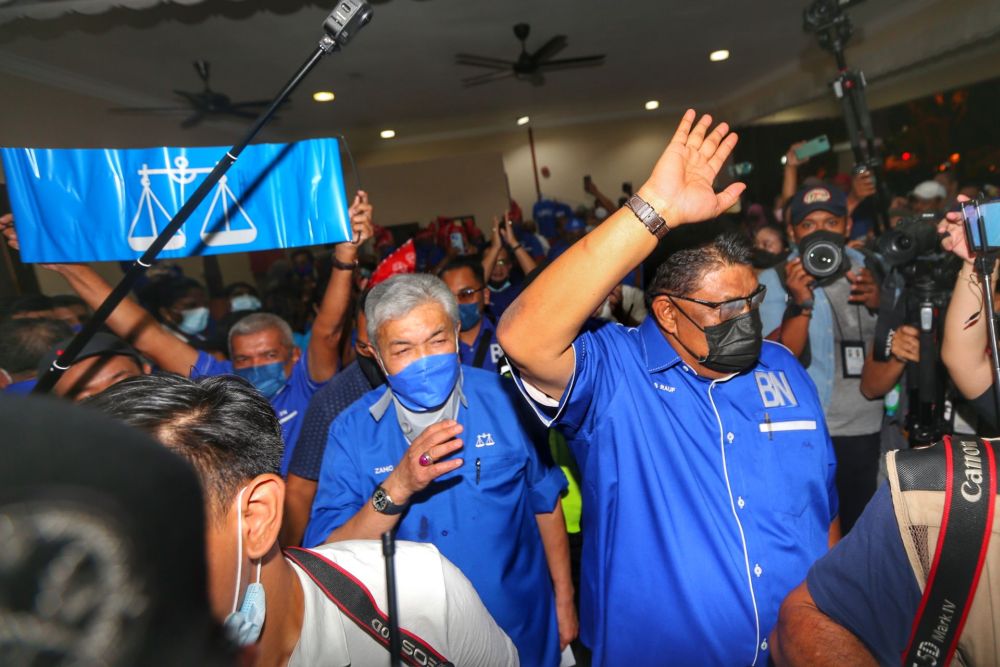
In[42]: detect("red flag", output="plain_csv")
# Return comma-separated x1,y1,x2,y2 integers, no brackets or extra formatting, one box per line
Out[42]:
369,239,416,287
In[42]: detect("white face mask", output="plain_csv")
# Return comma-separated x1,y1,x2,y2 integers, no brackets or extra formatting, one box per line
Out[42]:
222,486,266,646
230,294,262,313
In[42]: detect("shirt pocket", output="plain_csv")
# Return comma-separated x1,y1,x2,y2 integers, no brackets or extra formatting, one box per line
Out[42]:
469,454,525,496
754,411,823,517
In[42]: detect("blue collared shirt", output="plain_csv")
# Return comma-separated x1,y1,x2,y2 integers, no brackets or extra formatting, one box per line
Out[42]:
458,317,504,373
758,246,868,409
304,367,567,667
512,317,838,666
191,350,325,476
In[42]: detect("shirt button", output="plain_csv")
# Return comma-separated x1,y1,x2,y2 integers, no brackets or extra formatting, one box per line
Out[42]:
682,365,690,372
761,639,768,651
737,496,745,509
754,563,762,577
727,432,735,444
402,422,412,434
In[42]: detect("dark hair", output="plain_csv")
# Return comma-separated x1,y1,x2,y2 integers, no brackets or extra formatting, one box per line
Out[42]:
50,294,88,309
645,231,751,306
141,277,205,316
8,294,55,316
83,374,282,517
223,281,259,299
437,255,486,286
0,317,73,373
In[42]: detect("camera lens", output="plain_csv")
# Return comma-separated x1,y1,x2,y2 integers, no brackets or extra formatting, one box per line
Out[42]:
802,240,843,278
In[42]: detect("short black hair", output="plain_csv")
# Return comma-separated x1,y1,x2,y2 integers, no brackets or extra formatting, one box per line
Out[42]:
437,256,485,286
646,231,751,306
83,374,282,518
223,281,259,298
8,294,55,316
0,317,73,373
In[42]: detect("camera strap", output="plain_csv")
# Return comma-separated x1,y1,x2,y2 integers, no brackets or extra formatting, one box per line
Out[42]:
902,436,997,667
284,547,454,667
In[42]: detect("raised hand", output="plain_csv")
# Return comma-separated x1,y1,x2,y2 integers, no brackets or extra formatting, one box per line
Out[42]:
383,420,464,505
637,110,745,227
500,215,520,248
347,190,374,246
939,194,974,265
847,268,879,309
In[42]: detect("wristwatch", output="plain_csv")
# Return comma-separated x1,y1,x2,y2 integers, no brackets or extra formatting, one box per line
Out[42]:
331,255,359,271
786,298,814,318
624,194,670,239
371,485,405,515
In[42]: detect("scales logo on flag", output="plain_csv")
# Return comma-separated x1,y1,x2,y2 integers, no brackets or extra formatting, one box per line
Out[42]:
1,138,351,263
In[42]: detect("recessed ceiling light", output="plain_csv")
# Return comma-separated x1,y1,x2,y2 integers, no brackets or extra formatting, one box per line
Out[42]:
312,91,335,102
709,49,730,62
380,129,396,139
517,116,530,126
644,100,660,111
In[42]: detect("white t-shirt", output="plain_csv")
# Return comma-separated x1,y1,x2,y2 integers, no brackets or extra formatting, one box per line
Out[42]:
287,540,519,667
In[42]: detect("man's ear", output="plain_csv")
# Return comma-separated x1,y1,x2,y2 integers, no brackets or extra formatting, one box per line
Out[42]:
786,223,797,246
651,296,679,337
242,474,285,558
482,287,491,307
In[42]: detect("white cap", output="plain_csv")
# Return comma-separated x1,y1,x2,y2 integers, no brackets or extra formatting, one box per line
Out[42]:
911,180,947,200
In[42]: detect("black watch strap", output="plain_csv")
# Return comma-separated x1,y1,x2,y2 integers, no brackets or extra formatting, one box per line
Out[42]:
625,194,670,239
371,485,405,515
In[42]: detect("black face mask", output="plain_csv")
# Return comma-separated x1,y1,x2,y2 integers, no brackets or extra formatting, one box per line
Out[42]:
750,248,790,269
356,353,385,388
673,303,763,374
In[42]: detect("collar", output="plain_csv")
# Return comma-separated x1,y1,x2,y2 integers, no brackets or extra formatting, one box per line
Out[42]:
369,374,469,440
639,316,684,373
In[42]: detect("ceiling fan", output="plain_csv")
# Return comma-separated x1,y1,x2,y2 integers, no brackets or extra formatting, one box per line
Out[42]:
455,23,606,87
109,61,282,129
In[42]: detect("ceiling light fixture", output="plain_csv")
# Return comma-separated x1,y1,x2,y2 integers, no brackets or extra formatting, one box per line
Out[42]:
709,49,730,62
644,100,660,111
312,91,335,102
380,129,396,139
517,116,530,126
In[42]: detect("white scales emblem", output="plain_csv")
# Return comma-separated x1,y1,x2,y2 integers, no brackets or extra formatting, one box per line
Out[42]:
126,154,258,252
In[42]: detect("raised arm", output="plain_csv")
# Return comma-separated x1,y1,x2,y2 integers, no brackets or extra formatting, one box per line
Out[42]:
496,110,744,399
584,178,618,215
306,190,373,383
481,216,504,280
859,325,919,399
1,213,198,374
939,197,996,400
500,216,538,275
781,142,807,205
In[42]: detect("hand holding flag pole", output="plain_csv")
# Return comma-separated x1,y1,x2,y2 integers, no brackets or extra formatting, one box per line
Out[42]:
31,1,373,395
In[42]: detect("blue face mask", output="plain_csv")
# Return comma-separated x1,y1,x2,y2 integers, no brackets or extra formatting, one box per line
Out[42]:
230,294,261,312
384,352,460,412
458,303,482,331
70,323,83,334
235,361,287,399
223,487,266,647
178,306,210,335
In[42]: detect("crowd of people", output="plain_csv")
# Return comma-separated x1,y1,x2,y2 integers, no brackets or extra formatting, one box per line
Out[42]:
3,109,1000,666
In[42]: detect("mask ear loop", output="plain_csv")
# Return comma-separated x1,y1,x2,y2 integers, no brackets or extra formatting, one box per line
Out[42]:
230,486,248,614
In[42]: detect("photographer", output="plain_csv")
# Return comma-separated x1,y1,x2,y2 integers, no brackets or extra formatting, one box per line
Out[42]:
939,195,1000,427
759,184,883,533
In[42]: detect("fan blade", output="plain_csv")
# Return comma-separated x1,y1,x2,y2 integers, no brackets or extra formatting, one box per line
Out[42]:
530,35,567,63
224,109,260,120
537,55,605,70
456,59,510,71
180,111,206,129
461,70,514,87
455,53,515,67
108,106,192,114
228,99,276,108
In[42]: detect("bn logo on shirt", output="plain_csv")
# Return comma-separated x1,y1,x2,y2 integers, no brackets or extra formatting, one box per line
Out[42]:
755,371,798,408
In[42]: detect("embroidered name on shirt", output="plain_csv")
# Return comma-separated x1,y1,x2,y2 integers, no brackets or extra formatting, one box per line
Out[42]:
475,433,495,448
374,465,394,475
755,371,798,408
653,381,676,393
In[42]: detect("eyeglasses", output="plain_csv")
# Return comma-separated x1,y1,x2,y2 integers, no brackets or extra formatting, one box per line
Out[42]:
495,259,510,266
659,284,766,322
453,287,485,303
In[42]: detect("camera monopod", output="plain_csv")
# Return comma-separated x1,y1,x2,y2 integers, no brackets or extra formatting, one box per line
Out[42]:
381,531,402,667
961,199,1000,422
31,0,373,395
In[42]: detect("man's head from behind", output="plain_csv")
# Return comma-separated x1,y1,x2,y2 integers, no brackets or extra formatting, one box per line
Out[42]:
39,332,148,401
646,231,762,379
84,374,284,625
227,312,299,399
0,317,73,384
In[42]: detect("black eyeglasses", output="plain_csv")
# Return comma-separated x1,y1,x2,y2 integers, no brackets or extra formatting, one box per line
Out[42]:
454,287,485,302
659,284,766,322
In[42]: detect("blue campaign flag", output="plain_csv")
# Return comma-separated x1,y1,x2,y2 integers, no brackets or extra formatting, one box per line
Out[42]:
1,138,351,263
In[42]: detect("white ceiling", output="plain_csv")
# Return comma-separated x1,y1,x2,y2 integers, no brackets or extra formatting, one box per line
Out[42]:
1,0,999,151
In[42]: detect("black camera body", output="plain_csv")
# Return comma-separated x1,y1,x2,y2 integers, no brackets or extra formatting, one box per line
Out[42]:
876,214,941,268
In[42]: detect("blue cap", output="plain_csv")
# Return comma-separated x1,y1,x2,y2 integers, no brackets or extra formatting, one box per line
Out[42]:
789,185,847,225
565,217,586,232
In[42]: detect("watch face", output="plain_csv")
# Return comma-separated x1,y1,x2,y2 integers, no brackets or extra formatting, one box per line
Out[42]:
372,488,388,512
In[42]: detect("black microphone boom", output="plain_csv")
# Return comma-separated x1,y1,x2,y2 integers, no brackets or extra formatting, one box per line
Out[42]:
32,0,373,395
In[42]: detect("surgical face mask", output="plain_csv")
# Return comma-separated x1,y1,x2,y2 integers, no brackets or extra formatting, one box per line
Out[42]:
381,351,461,412
178,306,210,335
458,303,483,331
488,279,511,292
750,248,790,270
673,302,763,374
235,361,287,399
230,294,261,313
223,487,266,647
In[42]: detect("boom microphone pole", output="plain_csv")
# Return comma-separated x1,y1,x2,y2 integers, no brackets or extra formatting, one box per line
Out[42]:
32,0,373,395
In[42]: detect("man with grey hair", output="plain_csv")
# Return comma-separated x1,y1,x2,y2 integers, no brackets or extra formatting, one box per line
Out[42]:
303,272,576,667
3,192,375,475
